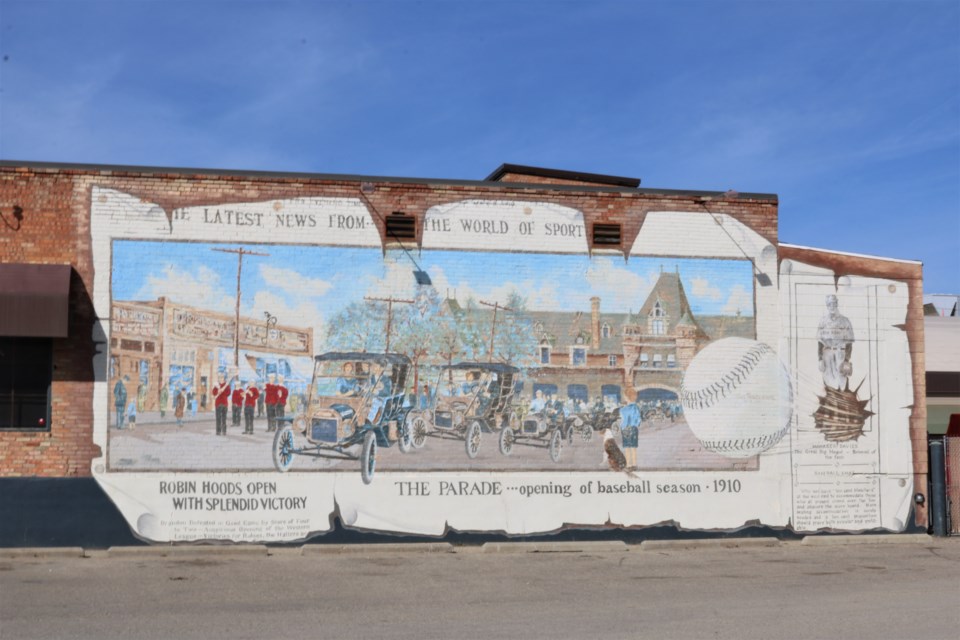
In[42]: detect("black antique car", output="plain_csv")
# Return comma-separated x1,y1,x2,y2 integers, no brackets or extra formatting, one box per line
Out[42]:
272,352,413,484
405,362,520,459
497,391,566,463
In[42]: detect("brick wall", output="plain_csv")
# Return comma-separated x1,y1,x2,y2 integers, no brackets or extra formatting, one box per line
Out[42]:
0,163,859,487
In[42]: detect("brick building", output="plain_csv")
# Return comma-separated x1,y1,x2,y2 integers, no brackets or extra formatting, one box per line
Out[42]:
0,161,930,543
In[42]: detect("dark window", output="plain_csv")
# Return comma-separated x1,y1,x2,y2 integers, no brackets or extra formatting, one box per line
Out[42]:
144,341,156,353
566,384,589,402
0,338,52,430
120,339,142,351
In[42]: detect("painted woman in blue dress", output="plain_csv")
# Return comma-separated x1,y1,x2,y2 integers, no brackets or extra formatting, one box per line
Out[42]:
618,400,641,470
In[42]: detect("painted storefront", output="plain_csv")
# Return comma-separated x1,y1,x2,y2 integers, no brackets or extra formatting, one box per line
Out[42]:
82,185,919,542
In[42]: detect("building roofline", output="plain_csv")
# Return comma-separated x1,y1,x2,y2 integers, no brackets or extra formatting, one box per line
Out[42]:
0,159,779,201
484,163,641,188
779,243,922,265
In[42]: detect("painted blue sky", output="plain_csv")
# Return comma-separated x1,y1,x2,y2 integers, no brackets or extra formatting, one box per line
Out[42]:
112,241,754,349
4,1,958,292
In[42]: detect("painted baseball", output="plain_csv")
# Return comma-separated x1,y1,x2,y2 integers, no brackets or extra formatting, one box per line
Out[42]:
680,337,793,458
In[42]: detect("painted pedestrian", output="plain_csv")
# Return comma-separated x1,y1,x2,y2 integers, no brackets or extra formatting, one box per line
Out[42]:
211,372,231,435
231,384,244,427
276,375,289,423
618,398,641,470
113,375,129,429
126,400,137,431
174,387,186,428
243,380,259,434
265,373,279,432
159,383,169,419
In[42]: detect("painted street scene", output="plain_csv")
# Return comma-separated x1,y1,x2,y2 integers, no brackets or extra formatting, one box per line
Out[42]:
108,240,761,476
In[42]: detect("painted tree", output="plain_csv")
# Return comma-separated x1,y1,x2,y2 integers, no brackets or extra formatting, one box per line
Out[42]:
325,300,388,353
488,291,538,367
457,296,490,362
393,284,443,390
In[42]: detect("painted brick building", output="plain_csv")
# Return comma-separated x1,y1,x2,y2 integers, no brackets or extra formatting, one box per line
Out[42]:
0,161,929,543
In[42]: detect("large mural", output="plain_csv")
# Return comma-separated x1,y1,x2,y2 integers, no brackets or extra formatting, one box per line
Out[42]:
88,188,915,541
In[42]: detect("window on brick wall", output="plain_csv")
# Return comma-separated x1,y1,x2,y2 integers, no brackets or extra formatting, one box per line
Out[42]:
0,337,52,431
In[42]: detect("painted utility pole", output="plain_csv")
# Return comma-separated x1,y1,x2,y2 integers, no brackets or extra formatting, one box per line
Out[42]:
364,295,414,352
479,299,514,363
212,247,270,367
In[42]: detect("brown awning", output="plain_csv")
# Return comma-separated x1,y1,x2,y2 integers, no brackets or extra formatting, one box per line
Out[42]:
0,264,71,337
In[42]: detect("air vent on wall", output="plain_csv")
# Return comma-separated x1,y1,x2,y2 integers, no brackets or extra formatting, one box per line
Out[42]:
592,223,622,247
385,211,416,241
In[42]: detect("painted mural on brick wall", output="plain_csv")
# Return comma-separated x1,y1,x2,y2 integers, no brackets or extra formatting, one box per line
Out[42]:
108,240,766,478
88,188,914,542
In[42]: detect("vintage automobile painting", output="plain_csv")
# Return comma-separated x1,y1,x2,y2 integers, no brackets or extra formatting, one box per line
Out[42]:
271,352,413,484
405,362,521,459
497,408,565,463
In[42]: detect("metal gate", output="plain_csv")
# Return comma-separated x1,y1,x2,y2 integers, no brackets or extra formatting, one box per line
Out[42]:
946,436,960,535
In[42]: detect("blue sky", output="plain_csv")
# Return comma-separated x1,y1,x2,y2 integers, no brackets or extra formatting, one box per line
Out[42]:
3,0,958,292
112,240,754,350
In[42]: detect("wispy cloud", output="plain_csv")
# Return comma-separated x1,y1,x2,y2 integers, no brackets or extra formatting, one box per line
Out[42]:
259,265,332,299
133,264,234,313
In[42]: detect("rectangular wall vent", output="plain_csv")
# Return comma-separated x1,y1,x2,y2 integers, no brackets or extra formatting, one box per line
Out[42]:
592,223,622,246
385,212,416,241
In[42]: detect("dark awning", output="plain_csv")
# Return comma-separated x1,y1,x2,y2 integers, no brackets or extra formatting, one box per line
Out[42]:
0,264,71,337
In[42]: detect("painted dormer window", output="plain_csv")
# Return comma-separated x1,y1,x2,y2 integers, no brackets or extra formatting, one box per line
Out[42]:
601,323,611,338
649,300,666,335
540,345,551,365
571,347,587,366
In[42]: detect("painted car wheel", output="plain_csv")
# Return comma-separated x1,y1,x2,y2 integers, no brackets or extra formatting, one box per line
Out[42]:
407,413,429,449
465,420,482,459
548,429,562,463
499,427,514,456
360,431,377,485
398,418,412,454
611,418,622,438
272,425,296,473
581,425,594,442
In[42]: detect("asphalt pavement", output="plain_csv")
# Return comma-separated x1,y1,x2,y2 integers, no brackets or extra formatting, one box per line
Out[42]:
2,536,958,640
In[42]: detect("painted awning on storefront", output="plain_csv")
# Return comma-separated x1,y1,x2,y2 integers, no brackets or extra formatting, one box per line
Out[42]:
0,264,71,337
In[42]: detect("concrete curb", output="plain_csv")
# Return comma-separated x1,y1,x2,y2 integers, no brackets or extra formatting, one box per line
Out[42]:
641,538,782,551
0,547,85,559
266,546,304,556
480,540,629,553
106,544,269,557
2,535,953,559
800,534,933,546
302,542,454,555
